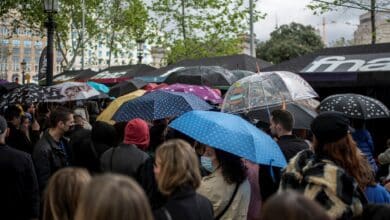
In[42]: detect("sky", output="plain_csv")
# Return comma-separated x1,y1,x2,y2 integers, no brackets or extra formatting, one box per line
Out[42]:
254,0,363,45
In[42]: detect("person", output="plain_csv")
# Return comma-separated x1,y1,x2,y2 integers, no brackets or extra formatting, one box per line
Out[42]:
20,115,41,148
0,115,40,220
74,174,153,220
279,112,370,220
153,139,214,220
378,138,390,183
100,118,149,179
43,168,91,220
259,109,309,201
261,190,332,220
33,107,74,193
198,146,251,220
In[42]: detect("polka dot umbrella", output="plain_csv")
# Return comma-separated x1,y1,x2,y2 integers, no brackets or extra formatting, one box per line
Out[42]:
319,94,390,120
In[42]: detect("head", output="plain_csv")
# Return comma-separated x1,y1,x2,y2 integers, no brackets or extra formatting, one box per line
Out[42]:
49,107,74,136
43,168,91,220
213,148,247,184
124,118,150,151
269,109,294,137
92,121,118,149
0,115,8,144
311,112,374,189
73,114,85,129
23,103,36,115
20,115,31,132
154,139,201,196
261,190,332,220
4,105,22,127
75,174,153,220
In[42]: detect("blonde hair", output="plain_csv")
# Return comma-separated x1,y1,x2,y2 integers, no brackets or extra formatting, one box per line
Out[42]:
155,139,201,195
75,174,153,220
43,168,91,220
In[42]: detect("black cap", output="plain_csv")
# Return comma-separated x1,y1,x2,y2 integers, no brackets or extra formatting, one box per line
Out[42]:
0,115,7,134
311,111,350,144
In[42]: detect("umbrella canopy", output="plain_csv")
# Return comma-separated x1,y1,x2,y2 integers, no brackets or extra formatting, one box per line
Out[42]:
113,90,213,122
164,66,237,88
0,82,20,95
157,83,223,104
108,78,147,97
46,82,100,102
319,94,390,120
0,79,8,84
231,70,255,80
0,84,54,108
169,110,287,167
222,71,318,113
97,90,146,124
87,81,109,93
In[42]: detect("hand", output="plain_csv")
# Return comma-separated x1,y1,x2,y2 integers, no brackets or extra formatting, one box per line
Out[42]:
31,120,40,131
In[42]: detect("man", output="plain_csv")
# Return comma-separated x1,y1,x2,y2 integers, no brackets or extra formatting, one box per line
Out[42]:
0,115,39,219
33,107,74,193
259,109,309,202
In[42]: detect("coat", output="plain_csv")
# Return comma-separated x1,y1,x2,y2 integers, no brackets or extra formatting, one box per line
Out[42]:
198,169,251,220
6,122,39,154
0,144,39,220
279,149,367,220
32,130,71,192
352,129,378,172
153,185,214,220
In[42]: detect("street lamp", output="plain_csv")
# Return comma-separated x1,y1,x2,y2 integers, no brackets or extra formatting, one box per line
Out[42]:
136,39,145,64
44,0,59,86
20,59,26,85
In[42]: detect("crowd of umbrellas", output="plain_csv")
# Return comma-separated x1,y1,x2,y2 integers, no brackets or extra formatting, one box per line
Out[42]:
1,65,389,168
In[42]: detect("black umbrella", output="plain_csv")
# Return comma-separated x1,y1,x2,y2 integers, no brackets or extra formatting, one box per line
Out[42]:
0,82,20,95
319,93,390,120
164,66,237,88
247,102,318,129
108,78,147,97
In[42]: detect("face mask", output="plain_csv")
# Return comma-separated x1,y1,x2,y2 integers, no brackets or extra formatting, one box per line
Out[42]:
201,156,215,173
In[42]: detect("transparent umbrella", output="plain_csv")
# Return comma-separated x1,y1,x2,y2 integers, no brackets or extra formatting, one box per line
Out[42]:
222,71,318,113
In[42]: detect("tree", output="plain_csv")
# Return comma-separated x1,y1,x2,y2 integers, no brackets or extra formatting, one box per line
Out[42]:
307,0,390,44
151,0,265,63
329,37,354,47
256,22,324,64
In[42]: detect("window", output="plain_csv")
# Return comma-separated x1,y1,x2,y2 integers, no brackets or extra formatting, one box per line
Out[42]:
24,48,32,56
24,40,32,48
106,51,110,56
12,40,20,47
98,51,102,57
34,41,42,49
12,48,20,57
1,39,8,46
0,27,8,35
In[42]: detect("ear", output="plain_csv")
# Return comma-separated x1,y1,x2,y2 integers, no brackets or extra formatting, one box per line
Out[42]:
5,128,10,138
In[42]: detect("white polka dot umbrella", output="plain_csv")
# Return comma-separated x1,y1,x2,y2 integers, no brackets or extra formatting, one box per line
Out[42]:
319,94,390,120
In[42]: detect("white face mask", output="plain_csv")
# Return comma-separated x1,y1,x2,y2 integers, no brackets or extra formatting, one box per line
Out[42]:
201,156,215,173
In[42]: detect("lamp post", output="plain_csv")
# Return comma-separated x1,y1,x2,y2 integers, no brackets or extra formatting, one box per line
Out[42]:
20,59,26,85
136,39,145,64
44,0,59,86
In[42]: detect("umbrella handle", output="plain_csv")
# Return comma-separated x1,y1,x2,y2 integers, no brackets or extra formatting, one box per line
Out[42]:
269,159,276,183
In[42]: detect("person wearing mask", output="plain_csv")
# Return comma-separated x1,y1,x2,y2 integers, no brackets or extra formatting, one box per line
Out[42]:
153,139,214,220
0,115,40,220
33,107,74,193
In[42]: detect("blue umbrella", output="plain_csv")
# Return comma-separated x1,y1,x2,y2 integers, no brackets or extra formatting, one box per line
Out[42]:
113,90,213,122
169,110,287,167
87,81,109,93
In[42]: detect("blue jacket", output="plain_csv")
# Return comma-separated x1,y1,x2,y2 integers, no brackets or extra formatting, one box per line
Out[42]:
352,129,378,172
365,184,390,204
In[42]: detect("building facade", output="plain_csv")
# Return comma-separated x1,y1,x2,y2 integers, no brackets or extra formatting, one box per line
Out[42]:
354,12,390,45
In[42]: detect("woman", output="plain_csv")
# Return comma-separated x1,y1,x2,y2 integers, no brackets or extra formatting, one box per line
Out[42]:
43,168,91,220
153,139,213,220
279,112,371,220
197,146,251,220
75,174,153,220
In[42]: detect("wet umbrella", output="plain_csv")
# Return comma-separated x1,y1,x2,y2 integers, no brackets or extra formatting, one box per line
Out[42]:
231,70,255,80
164,66,237,88
319,93,390,120
87,81,109,94
157,83,223,104
169,110,287,167
108,78,147,97
0,82,20,95
46,82,100,102
113,90,213,122
222,71,318,113
0,84,56,108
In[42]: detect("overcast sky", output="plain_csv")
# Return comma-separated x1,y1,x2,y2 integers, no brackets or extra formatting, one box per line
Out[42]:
254,0,363,45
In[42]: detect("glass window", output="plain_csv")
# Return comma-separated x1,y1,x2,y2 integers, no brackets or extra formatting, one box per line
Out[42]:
12,48,20,57
106,51,109,56
24,48,31,55
34,41,42,49
12,40,20,46
24,40,32,48
1,39,8,46
98,51,102,57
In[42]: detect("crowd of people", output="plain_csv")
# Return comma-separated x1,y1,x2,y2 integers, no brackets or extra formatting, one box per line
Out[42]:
1,101,390,220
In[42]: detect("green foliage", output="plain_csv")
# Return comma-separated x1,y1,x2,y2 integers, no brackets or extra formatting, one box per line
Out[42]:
256,22,324,64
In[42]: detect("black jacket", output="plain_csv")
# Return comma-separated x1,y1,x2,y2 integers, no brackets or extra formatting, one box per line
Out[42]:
32,130,71,193
100,143,149,179
259,135,309,202
0,144,39,220
6,122,39,154
153,186,214,220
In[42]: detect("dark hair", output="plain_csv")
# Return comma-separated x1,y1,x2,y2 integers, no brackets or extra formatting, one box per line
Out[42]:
49,107,73,128
4,105,22,121
215,148,247,184
22,103,33,112
271,109,294,131
113,121,127,143
261,190,332,220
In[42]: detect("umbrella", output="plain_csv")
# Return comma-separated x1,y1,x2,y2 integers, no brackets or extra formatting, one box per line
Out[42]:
0,82,20,95
97,90,146,125
87,81,109,94
164,66,237,88
222,71,318,113
157,83,223,104
319,94,390,120
46,82,100,102
0,84,55,108
169,110,287,167
108,78,147,97
0,79,8,84
113,90,213,122
231,70,255,80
